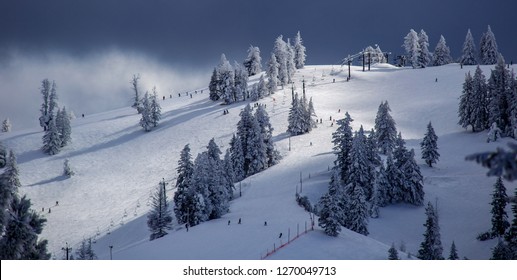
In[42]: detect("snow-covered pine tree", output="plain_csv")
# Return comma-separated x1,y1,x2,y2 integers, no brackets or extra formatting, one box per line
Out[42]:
417,29,431,68
2,118,11,133
421,121,440,167
432,35,452,66
243,45,262,76
75,238,97,260
0,151,20,233
388,243,399,260
218,54,236,104
139,92,153,132
209,68,221,101
246,116,267,176
385,154,403,204
205,139,230,219
332,112,354,181
0,141,6,168
318,192,342,237
487,122,502,142
42,118,61,155
346,127,375,200
294,31,306,69
147,179,173,240
461,29,478,65
479,25,499,65
234,62,249,102
417,202,444,260
487,54,512,135
150,87,162,127
374,101,397,155
490,177,510,238
471,66,489,132
403,29,420,69
448,241,459,260
191,153,216,221
237,104,254,176
490,239,513,260
287,93,304,136
286,38,296,84
173,144,195,224
266,53,279,94
39,79,58,131
366,128,381,167
255,104,279,168
390,133,410,203
256,75,267,100
229,134,245,182
223,149,235,199
400,149,425,206
505,187,517,254
373,164,391,207
308,97,317,129
56,107,72,147
63,159,74,177
273,35,289,86
345,182,369,236
458,71,474,130
131,74,142,113
0,194,50,259
249,84,259,102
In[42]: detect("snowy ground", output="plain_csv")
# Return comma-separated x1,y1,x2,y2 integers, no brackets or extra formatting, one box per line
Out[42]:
1,63,515,260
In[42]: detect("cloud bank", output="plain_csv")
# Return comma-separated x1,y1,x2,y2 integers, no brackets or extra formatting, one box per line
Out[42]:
0,49,209,130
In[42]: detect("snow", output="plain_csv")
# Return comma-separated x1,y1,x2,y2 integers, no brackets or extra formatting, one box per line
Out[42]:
1,63,516,260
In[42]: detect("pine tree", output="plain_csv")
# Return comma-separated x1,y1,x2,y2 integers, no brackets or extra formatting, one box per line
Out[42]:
131,74,142,113
417,202,444,260
0,141,6,168
63,159,74,177
209,68,221,101
345,183,369,235
286,38,296,84
448,241,459,260
318,192,342,237
255,104,278,167
479,25,499,65
458,72,474,130
0,151,20,232
218,54,235,104
487,122,502,142
461,29,477,65
287,93,304,135
56,107,72,147
139,92,153,132
75,238,97,260
39,79,52,131
308,97,317,129
147,179,173,240
471,66,489,131
2,118,11,133
346,127,375,200
487,54,511,134
417,30,431,68
243,45,262,76
229,134,245,182
273,35,289,86
366,128,381,167
294,31,306,69
266,53,279,94
237,104,254,176
374,101,397,155
373,164,391,207
400,149,425,206
421,121,440,167
150,87,162,127
432,35,452,66
403,29,420,68
42,118,61,155
205,139,231,219
388,243,399,260
246,117,267,176
174,145,195,224
490,239,513,260
505,187,517,253
256,75,267,100
386,154,403,203
223,149,235,199
490,177,510,237
234,62,249,102
332,112,354,181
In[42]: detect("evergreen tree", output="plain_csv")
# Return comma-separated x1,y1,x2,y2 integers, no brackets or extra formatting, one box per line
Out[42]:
174,145,195,224
417,29,431,68
388,243,399,260
237,104,254,176
386,154,403,203
0,141,6,168
205,139,231,219
229,134,245,182
308,97,318,129
420,121,440,167
56,107,72,147
287,93,304,135
417,202,444,260
255,104,279,167
479,25,499,65
130,74,142,113
139,92,153,132
490,239,513,260
75,238,97,260
286,38,296,84
487,122,502,143
2,118,11,133
273,35,289,86
218,54,235,104
345,183,369,235
294,31,306,69
243,45,262,76
461,29,477,65
448,241,459,260
223,149,235,199
400,149,425,206
403,29,420,68
346,127,375,200
246,117,267,176
366,129,381,167
147,179,173,240
63,159,74,177
374,101,397,155
373,164,391,207
458,72,474,130
266,53,279,94
42,118,61,155
0,151,20,233
505,187,517,253
487,54,511,135
209,68,221,101
332,112,354,181
256,75,268,100
490,177,510,237
39,79,54,131
234,62,249,102
432,35,452,66
318,192,342,237
150,87,162,128
471,66,489,131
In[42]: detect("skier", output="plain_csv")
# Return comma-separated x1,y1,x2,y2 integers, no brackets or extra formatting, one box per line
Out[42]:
185,223,189,232
238,218,241,224
48,208,51,213
228,220,231,226
56,201,59,206
264,221,268,226
279,233,282,238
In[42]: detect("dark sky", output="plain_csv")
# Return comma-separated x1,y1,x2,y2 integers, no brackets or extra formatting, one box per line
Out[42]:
2,0,517,68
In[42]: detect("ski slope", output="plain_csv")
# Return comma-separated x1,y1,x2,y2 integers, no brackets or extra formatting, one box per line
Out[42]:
1,63,515,260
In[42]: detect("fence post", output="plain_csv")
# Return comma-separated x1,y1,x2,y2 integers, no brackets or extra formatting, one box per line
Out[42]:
288,228,291,243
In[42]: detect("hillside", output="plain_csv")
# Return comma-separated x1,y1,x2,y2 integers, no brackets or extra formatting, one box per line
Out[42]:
1,63,515,259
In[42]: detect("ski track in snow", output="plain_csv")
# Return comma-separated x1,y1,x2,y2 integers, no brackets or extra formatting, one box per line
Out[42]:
1,63,516,259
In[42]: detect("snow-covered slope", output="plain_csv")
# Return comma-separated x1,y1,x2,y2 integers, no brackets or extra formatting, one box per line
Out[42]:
1,63,515,259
